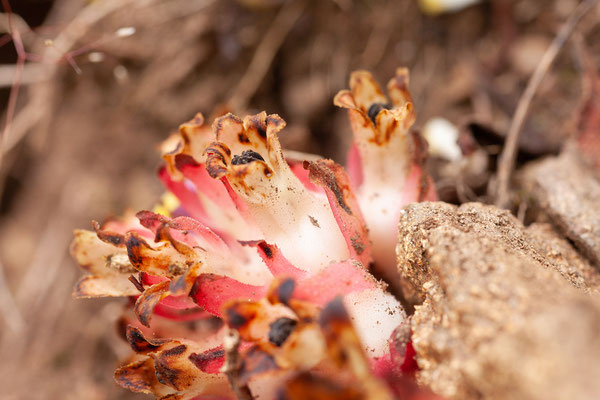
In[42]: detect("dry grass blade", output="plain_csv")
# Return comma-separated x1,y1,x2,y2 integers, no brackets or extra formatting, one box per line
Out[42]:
228,0,307,111
0,258,24,334
0,64,51,87
0,0,27,169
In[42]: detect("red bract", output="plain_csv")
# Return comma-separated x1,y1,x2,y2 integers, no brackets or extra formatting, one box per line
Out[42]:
71,68,441,399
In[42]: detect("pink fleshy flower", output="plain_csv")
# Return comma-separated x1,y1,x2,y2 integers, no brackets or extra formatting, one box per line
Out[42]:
71,68,441,400
334,68,437,287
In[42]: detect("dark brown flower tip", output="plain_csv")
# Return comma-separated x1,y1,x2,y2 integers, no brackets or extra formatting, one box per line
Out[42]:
126,325,169,353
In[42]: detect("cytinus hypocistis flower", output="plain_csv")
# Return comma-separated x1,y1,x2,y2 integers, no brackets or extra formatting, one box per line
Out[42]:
335,68,437,289
70,69,440,400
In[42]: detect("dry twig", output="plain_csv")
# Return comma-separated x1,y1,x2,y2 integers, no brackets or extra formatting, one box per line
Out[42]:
493,0,598,208
0,0,27,168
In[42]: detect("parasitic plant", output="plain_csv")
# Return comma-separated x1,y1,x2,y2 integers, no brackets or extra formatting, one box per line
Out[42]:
71,69,439,399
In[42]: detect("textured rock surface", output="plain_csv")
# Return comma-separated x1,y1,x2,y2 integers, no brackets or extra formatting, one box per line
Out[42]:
397,202,600,400
521,150,600,267
526,222,600,293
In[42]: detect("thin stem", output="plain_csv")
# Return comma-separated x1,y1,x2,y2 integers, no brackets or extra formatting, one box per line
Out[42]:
493,0,597,208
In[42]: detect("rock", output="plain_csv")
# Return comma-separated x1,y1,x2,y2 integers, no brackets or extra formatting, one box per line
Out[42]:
396,202,600,400
526,223,600,293
521,150,600,267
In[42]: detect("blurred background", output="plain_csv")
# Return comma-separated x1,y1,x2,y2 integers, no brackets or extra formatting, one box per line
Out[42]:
0,0,598,398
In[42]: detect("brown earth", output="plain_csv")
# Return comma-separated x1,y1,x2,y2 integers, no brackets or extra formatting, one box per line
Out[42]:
397,202,600,400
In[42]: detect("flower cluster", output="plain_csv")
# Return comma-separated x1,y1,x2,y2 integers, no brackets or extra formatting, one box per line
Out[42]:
71,69,439,399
